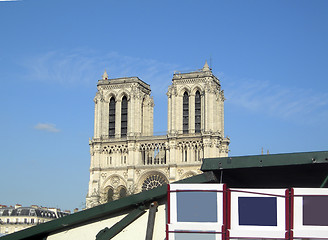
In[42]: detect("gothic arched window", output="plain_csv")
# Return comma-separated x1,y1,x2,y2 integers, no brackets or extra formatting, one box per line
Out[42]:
195,91,201,133
183,92,189,134
121,96,128,137
109,97,115,137
119,187,127,199
107,188,114,202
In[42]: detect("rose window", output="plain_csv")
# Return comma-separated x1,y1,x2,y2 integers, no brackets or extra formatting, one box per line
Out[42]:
142,175,167,191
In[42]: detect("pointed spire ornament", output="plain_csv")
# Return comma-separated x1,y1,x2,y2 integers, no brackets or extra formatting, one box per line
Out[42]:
202,60,211,71
102,70,108,80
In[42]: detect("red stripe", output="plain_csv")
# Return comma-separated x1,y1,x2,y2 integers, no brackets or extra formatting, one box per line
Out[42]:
293,194,328,197
168,230,222,234
170,189,224,193
167,184,171,224
226,188,231,230
290,228,293,240
285,189,289,232
230,189,286,198
221,225,226,240
290,188,294,232
228,237,286,240
223,184,227,238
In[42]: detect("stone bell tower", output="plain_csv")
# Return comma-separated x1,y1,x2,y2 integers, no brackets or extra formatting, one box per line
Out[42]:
86,71,154,207
166,61,228,161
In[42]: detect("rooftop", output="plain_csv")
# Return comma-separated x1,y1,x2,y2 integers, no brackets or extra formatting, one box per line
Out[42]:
2,150,327,240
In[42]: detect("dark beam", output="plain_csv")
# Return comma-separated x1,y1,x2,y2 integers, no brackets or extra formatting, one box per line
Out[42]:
145,202,158,240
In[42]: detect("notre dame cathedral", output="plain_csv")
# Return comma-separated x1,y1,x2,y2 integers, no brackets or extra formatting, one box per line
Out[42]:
86,62,230,208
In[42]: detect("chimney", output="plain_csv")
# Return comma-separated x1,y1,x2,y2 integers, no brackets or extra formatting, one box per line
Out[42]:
15,204,22,209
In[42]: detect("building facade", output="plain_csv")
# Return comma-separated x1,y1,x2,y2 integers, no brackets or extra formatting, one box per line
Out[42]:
86,62,230,208
0,204,70,235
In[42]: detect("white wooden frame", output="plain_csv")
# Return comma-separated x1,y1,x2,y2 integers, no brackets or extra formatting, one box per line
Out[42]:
292,188,328,239
167,183,225,238
229,188,287,239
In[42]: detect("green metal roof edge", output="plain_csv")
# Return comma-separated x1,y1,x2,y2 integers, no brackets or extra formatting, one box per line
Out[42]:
201,150,328,171
0,172,215,240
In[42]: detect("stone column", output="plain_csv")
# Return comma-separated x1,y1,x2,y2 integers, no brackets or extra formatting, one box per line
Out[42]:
102,100,109,137
213,94,219,133
187,145,191,162
172,94,177,133
136,96,141,135
204,89,210,132
149,100,154,135
94,98,100,138
201,92,205,133
178,95,183,133
142,101,146,135
203,137,211,159
99,100,104,137
127,141,136,166
192,147,195,162
165,143,170,164
128,96,132,136
168,138,176,164
208,91,214,132
167,95,171,133
221,95,224,136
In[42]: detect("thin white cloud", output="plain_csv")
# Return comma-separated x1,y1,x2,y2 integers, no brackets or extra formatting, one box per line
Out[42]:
20,50,180,133
224,77,328,124
34,123,60,133
21,49,328,125
20,49,178,92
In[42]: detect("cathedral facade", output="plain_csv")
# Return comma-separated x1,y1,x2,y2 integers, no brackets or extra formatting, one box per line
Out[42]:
86,62,230,208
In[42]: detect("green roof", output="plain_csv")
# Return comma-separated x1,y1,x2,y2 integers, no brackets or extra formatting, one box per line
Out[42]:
0,172,217,240
201,150,328,188
201,150,328,171
2,150,328,240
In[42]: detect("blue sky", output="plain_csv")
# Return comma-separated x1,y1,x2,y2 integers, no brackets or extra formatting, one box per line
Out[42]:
0,0,327,211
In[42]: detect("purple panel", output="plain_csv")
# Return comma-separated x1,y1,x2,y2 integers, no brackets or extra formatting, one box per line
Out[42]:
303,196,328,226
238,197,277,226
